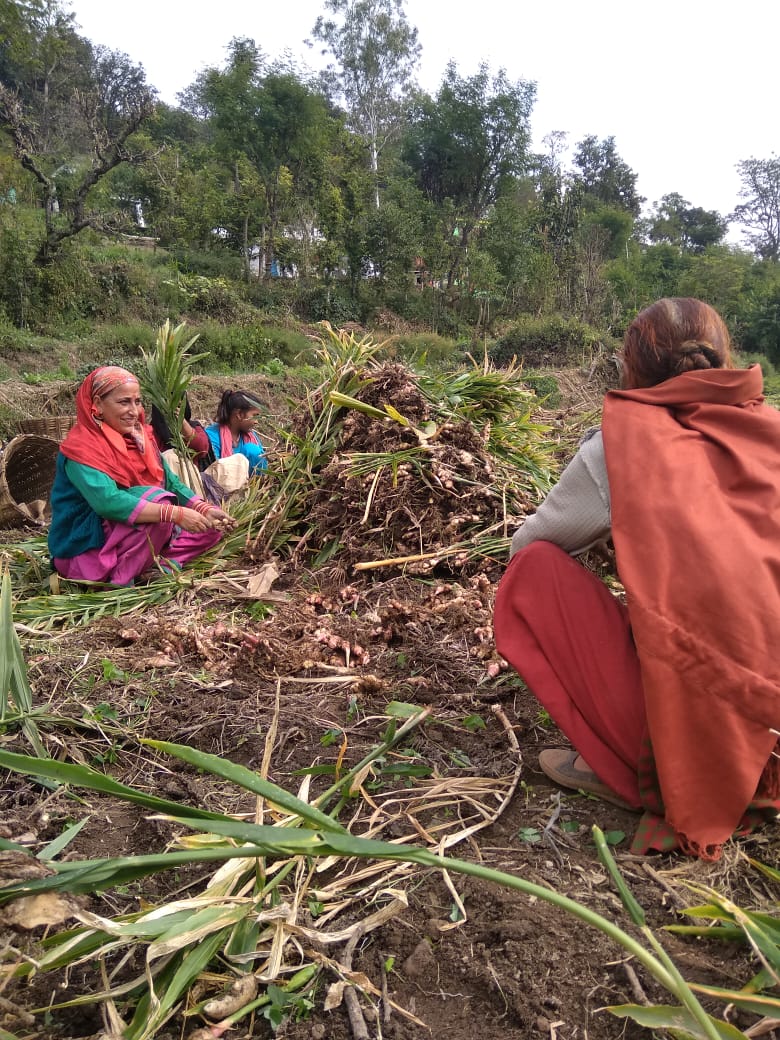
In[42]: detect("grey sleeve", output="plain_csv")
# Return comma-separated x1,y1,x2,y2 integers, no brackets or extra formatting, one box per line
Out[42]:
509,430,611,558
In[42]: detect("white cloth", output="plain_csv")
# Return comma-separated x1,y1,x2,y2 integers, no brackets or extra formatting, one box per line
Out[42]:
204,453,249,494
161,448,205,498
510,429,612,558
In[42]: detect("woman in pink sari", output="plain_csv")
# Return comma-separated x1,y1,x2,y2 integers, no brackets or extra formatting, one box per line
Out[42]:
48,367,235,586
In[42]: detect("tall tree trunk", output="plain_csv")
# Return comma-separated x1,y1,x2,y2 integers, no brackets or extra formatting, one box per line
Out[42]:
242,212,250,281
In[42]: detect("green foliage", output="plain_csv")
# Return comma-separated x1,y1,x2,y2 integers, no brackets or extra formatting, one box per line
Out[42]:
139,319,208,491
377,285,462,336
647,192,728,253
402,63,535,287
99,322,157,354
0,6,154,265
243,277,299,315
734,269,780,367
382,331,462,366
0,221,38,326
168,247,245,281
0,310,34,352
161,273,253,324
738,349,780,406
256,325,316,366
0,568,46,756
522,372,561,406
490,315,607,367
732,155,780,260
313,0,421,154
192,322,304,371
294,284,361,325
606,242,692,316
675,248,750,321
735,351,776,379
571,134,643,217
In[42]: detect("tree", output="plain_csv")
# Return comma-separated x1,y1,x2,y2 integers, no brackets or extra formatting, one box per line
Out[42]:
648,192,728,253
731,156,780,261
190,39,337,278
571,134,643,217
311,0,420,205
0,0,93,154
402,62,536,287
677,245,751,320
0,0,154,263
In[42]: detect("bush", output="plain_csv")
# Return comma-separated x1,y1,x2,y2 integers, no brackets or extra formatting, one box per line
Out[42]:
380,286,468,337
159,273,254,324
167,247,245,281
382,332,465,367
522,372,561,407
293,284,361,325
489,315,611,368
735,350,776,379
257,325,316,367
192,322,313,372
98,322,157,354
36,254,135,325
0,311,34,354
0,227,37,327
73,353,142,381
244,278,300,317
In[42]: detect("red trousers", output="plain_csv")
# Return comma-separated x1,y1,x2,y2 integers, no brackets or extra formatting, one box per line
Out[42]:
494,541,646,807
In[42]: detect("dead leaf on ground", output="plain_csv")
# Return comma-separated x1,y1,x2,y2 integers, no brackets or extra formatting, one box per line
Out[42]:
1,891,78,929
324,979,347,1011
246,560,280,599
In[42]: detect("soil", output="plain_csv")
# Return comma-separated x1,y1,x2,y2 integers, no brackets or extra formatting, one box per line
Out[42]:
0,363,778,1040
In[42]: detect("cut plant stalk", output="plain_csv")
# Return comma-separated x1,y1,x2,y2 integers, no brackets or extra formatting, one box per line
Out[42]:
0,567,47,756
138,319,209,496
0,747,768,1040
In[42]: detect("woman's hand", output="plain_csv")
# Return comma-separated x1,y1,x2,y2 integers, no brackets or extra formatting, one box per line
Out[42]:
176,507,217,533
206,506,237,530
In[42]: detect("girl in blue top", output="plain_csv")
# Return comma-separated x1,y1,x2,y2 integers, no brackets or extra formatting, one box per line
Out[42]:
205,390,267,475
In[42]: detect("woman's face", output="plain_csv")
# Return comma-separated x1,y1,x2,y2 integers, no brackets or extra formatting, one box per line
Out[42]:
96,381,143,434
236,407,260,434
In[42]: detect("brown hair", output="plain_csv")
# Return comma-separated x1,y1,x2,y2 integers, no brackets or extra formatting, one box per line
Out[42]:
620,298,733,389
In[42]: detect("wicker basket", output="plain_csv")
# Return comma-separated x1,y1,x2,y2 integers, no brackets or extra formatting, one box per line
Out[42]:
17,415,76,441
0,435,60,528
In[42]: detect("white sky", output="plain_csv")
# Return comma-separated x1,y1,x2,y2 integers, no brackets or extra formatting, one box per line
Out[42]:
66,0,778,236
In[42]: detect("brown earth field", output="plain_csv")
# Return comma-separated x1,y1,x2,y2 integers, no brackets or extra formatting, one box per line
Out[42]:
0,367,778,1040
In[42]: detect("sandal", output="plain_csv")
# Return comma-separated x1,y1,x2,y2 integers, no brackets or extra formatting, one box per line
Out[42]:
538,749,639,812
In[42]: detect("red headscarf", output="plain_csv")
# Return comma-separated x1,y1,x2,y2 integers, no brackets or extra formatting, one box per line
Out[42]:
60,367,164,488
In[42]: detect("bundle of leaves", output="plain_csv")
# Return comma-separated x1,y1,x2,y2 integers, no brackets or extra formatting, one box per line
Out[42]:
302,360,555,575
247,325,557,575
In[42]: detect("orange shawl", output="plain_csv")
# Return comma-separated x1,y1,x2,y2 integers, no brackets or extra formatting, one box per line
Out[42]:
602,365,780,855
60,369,163,488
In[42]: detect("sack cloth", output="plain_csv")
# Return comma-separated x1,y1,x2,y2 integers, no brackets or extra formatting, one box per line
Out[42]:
204,453,249,495
161,449,206,498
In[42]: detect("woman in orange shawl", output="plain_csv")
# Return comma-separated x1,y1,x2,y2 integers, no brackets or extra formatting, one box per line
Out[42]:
494,299,780,858
48,366,235,586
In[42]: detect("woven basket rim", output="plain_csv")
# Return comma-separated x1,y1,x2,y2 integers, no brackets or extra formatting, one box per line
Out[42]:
0,433,60,527
17,415,76,439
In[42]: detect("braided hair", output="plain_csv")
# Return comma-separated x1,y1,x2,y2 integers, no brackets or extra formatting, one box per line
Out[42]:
620,298,733,389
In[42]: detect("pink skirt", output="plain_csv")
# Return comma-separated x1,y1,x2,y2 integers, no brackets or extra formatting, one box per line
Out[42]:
54,517,222,586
